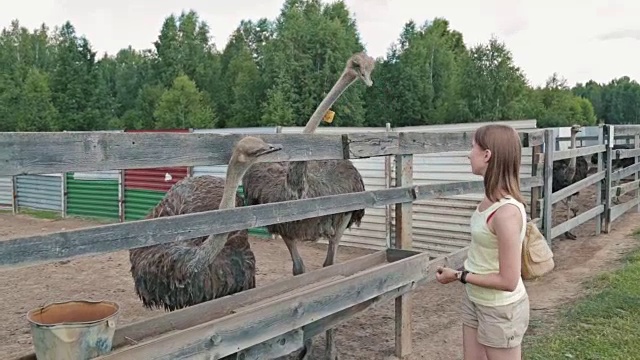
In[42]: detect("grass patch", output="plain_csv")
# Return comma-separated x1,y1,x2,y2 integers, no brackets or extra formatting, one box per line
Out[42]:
524,235,640,360
16,208,62,220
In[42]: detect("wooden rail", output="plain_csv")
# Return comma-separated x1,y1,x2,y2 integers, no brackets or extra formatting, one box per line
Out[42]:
0,130,544,176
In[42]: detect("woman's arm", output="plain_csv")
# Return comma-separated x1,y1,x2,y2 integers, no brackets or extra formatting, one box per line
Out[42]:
436,203,523,291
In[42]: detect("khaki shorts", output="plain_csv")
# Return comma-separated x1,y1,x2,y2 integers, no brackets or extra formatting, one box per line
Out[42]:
461,291,530,348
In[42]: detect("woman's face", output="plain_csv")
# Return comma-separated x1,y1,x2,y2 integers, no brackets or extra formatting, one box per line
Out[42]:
468,139,491,176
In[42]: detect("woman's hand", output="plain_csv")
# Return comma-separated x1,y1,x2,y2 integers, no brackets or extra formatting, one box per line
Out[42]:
436,266,459,284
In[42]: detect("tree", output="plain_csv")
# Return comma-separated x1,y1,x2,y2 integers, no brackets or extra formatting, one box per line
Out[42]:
153,74,216,129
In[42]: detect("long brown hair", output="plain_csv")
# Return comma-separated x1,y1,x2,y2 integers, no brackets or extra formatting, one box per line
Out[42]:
473,124,526,205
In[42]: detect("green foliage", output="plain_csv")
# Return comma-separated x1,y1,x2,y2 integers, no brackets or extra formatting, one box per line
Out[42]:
0,3,636,132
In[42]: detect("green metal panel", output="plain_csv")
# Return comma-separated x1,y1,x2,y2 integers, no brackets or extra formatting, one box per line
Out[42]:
124,186,270,238
124,189,165,221
66,173,120,220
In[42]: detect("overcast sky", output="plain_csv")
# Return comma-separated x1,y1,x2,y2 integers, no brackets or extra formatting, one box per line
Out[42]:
2,0,639,87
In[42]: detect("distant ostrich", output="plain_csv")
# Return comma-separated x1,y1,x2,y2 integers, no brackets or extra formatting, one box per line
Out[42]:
591,143,635,204
552,124,589,240
241,52,375,360
129,136,283,312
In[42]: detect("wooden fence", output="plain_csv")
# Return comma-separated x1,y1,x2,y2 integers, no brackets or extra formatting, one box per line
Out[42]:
534,124,640,244
0,124,636,359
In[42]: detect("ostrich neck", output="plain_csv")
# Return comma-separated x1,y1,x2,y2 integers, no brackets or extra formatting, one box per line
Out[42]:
568,132,577,169
302,72,357,134
289,70,357,196
191,156,247,267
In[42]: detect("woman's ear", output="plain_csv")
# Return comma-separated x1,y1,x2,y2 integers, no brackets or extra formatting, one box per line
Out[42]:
484,149,492,162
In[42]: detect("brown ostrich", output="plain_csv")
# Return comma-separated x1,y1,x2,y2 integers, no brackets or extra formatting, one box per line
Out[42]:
241,52,376,360
552,124,589,239
128,136,282,312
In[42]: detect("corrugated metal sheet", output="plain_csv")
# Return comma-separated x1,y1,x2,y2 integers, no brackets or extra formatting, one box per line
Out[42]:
66,171,120,220
0,177,13,208
16,174,62,211
390,120,537,256
124,129,190,221
124,189,166,221
64,130,123,220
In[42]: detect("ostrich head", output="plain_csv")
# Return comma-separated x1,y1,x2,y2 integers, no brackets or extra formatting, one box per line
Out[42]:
231,136,283,166
344,52,376,87
303,52,376,134
570,124,583,135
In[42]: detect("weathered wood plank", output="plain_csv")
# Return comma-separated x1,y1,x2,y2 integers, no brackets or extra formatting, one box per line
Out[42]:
596,128,604,235
610,196,640,222
1,130,543,176
553,144,605,161
0,132,344,176
610,179,640,199
615,148,640,160
17,252,389,360
414,176,543,201
550,205,604,239
345,130,541,158
604,125,614,233
394,154,413,358
0,187,412,269
0,176,541,270
302,246,468,340
530,144,542,220
611,161,640,182
96,250,434,359
551,170,606,205
543,130,554,243
610,125,640,136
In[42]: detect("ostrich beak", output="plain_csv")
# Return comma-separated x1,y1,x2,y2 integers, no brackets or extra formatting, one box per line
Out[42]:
362,74,373,87
257,143,283,156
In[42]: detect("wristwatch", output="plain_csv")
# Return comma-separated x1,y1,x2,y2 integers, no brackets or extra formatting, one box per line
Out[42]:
457,270,469,284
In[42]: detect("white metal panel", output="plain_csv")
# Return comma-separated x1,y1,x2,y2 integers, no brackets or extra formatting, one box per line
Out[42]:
0,177,13,207
16,174,63,211
390,120,537,256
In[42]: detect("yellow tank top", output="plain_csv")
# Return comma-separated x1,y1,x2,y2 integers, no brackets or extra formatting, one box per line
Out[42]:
464,196,527,307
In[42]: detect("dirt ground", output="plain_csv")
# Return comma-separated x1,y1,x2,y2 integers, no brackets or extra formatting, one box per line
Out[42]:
1,183,639,360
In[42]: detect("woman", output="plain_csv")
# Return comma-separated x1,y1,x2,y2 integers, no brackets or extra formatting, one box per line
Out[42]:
436,124,529,360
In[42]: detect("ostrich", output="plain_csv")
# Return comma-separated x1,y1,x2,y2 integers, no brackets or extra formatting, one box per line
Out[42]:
590,143,635,205
552,124,589,240
241,52,375,360
128,136,283,312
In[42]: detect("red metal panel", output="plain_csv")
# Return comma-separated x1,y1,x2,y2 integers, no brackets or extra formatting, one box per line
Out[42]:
124,129,190,192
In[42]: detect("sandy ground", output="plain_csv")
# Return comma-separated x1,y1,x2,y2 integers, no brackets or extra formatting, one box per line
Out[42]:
1,183,639,360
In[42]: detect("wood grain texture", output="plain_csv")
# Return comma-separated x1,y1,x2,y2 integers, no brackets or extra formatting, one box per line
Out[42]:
553,144,605,161
0,176,542,270
2,130,544,175
550,205,604,239
96,250,435,359
0,132,343,176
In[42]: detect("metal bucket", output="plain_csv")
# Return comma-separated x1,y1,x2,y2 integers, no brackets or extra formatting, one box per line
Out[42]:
26,300,120,360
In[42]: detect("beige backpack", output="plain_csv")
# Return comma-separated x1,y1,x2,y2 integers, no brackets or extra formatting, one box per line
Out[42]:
520,218,555,280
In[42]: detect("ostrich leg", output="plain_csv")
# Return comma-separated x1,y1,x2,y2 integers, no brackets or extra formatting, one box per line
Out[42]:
564,197,577,240
323,213,352,360
284,236,306,276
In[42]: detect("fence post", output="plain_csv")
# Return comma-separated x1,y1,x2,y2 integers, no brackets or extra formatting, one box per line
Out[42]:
118,169,125,222
394,152,413,359
603,125,613,233
11,175,17,215
384,122,392,248
529,139,542,220
542,129,554,243
595,126,604,235
61,172,67,218
635,134,640,212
